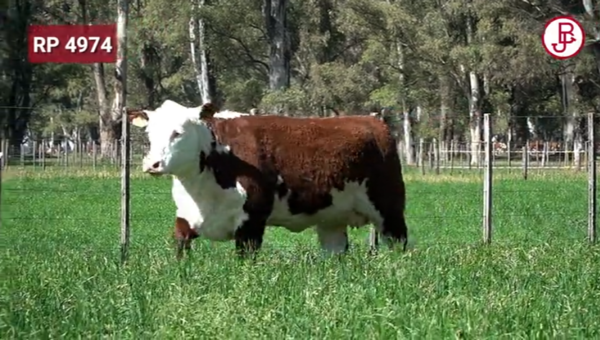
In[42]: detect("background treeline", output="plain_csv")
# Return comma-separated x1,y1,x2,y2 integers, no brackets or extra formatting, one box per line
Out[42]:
2,0,600,164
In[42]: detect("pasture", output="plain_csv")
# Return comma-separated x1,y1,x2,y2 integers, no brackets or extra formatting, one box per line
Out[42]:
2,166,600,338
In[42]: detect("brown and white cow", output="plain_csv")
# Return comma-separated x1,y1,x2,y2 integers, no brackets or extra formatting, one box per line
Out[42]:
128,100,409,258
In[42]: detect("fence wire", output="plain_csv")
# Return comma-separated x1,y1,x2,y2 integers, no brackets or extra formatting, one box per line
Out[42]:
0,140,593,172
0,135,593,254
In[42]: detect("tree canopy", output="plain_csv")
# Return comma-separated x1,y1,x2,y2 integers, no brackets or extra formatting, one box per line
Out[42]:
2,0,600,162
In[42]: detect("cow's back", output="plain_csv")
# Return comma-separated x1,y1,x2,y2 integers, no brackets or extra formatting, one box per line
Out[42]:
206,115,405,231
209,115,398,182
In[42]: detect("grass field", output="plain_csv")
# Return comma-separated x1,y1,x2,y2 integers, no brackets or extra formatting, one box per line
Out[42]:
2,167,600,338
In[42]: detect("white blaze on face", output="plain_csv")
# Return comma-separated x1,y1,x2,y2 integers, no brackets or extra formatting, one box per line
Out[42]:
133,100,214,177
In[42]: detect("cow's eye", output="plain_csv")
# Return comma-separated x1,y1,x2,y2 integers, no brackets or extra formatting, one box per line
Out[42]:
171,131,181,139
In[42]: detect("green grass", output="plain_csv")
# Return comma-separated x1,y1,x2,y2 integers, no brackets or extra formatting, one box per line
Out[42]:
1,168,600,338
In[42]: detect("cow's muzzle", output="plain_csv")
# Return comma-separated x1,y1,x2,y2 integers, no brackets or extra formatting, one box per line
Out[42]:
142,158,165,175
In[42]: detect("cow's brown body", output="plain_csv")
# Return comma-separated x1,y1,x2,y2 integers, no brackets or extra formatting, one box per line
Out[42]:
185,114,407,256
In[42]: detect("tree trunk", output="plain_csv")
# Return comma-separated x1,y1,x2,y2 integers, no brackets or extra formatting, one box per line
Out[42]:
402,111,414,165
468,71,482,166
439,73,451,160
574,130,583,167
6,69,32,146
263,0,290,91
189,0,216,104
77,0,120,159
92,63,119,158
583,0,600,76
394,41,414,165
465,13,482,166
139,44,157,108
5,0,33,146
561,67,580,166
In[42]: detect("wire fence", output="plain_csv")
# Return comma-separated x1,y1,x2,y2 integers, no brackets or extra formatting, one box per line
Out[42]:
0,139,592,173
0,137,148,171
0,113,597,262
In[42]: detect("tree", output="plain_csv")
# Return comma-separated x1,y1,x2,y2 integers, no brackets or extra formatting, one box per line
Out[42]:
3,0,35,146
189,0,217,104
6,0,600,165
263,0,291,113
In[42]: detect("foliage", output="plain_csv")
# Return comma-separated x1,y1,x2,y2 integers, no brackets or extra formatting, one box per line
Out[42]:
3,0,600,144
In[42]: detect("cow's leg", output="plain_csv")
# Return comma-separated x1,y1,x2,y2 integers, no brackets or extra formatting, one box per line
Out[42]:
234,216,267,259
380,215,408,251
175,238,192,260
174,217,198,260
316,226,349,255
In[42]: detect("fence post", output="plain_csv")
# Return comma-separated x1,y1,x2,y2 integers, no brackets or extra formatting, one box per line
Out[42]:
541,142,548,168
449,139,455,174
19,143,24,168
507,139,512,172
63,137,69,169
440,140,445,163
0,149,3,231
419,138,425,175
483,113,492,244
468,144,472,170
41,139,46,171
92,142,97,171
460,143,465,168
0,140,3,170
478,141,483,170
535,141,541,166
428,142,433,170
588,112,596,243
434,138,440,175
79,140,83,168
4,140,8,171
32,140,37,169
449,140,454,173
121,116,131,264
522,142,529,180
577,141,583,171
117,2,130,265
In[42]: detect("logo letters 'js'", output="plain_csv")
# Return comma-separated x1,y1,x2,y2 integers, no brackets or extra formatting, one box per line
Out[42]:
552,23,576,53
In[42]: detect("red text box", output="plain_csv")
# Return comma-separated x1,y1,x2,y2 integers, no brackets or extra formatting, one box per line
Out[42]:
28,25,117,64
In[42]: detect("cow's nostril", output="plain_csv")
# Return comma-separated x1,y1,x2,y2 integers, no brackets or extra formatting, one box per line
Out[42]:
151,161,160,169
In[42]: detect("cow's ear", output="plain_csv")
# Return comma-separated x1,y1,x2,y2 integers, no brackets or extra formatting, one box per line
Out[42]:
127,108,151,128
200,102,218,119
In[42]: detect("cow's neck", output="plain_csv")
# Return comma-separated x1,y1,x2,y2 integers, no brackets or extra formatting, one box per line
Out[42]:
173,169,211,196
171,152,215,193
171,121,221,193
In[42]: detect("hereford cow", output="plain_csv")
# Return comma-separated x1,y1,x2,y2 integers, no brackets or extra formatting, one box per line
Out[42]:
128,100,409,258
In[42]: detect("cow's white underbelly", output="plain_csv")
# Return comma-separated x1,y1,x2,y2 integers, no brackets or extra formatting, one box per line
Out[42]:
172,175,248,241
267,181,381,232
171,177,382,241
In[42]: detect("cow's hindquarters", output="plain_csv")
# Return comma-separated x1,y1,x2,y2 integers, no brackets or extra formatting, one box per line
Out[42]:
363,147,409,252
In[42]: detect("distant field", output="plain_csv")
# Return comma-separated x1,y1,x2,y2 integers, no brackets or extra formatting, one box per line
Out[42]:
2,168,600,338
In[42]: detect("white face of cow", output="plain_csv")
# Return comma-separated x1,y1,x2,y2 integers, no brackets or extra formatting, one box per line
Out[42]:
128,100,217,177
